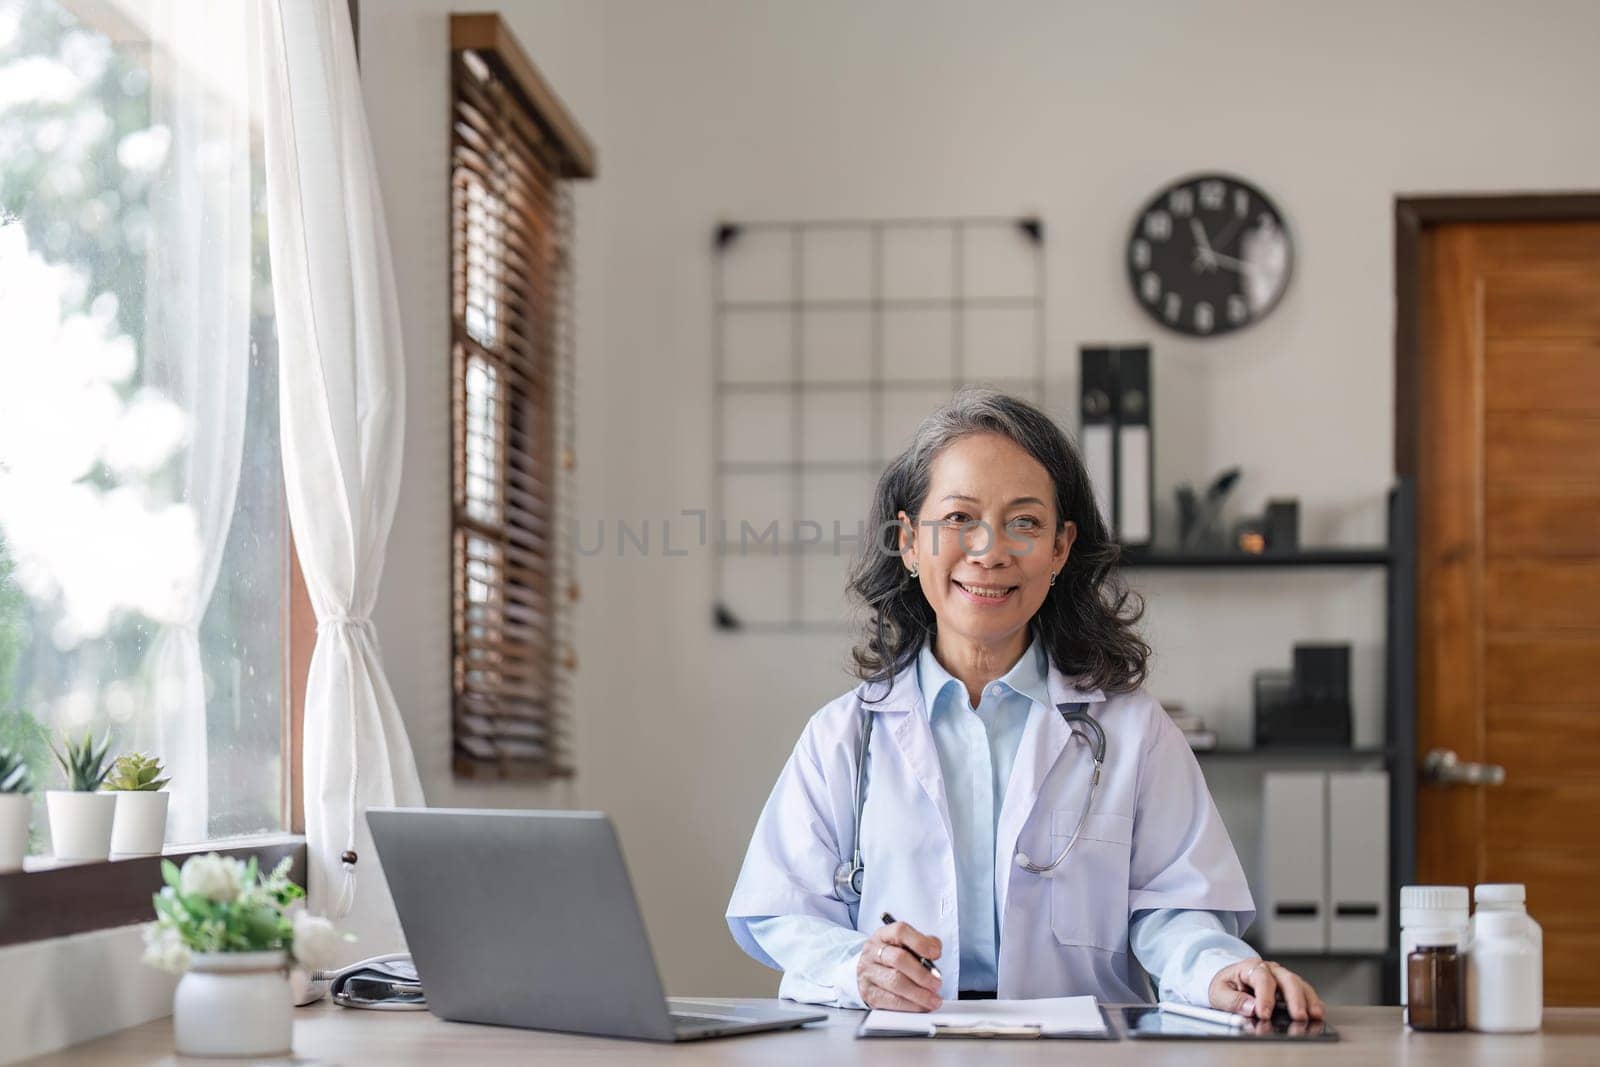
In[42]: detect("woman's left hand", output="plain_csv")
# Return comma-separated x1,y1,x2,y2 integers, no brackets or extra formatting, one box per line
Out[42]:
1208,957,1325,1021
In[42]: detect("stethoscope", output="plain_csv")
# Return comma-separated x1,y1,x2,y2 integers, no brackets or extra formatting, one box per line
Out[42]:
833,693,1108,904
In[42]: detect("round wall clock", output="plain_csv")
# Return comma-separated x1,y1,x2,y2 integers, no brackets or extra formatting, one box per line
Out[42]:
1126,173,1292,337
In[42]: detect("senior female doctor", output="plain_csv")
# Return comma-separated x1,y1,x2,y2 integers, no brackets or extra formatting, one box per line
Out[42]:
727,390,1325,1020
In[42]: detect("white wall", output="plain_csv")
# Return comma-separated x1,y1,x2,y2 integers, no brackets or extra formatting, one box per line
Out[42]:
0,924,178,1065
362,0,1600,1000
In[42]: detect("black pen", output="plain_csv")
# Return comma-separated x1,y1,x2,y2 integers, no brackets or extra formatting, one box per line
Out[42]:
879,912,943,981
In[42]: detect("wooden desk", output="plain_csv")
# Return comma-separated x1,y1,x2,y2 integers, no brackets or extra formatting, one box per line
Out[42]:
25,1000,1600,1065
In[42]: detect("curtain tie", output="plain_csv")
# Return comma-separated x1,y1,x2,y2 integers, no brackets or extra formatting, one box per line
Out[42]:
313,611,375,918
318,614,375,632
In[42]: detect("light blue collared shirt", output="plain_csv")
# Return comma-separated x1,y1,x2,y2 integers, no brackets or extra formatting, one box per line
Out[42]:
918,638,1047,992
747,640,1254,1007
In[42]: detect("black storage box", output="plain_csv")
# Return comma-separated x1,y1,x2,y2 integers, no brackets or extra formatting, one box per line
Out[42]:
1253,643,1352,747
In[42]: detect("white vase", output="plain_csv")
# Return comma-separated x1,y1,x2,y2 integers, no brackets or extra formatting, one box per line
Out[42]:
0,793,31,872
110,790,169,857
45,790,117,861
174,951,293,1058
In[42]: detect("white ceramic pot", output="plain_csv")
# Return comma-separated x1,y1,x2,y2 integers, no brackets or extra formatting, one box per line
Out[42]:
174,951,293,1058
110,790,169,857
44,790,117,861
0,793,32,873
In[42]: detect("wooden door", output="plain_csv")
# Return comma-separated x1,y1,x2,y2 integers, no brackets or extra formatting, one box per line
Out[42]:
1417,220,1600,1007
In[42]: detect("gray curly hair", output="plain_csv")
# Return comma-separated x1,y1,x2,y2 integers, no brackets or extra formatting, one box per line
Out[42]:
846,388,1149,695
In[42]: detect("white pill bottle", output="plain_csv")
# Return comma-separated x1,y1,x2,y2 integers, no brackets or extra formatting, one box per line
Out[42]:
1467,883,1543,1032
1467,911,1541,1032
1399,885,1469,1020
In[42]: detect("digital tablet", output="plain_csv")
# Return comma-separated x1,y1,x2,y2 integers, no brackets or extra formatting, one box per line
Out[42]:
1120,1005,1340,1041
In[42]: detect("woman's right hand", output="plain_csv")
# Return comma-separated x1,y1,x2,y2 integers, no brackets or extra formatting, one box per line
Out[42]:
857,920,943,1011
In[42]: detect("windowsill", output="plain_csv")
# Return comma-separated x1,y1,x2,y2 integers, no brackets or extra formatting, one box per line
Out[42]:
0,833,306,949
14,832,302,874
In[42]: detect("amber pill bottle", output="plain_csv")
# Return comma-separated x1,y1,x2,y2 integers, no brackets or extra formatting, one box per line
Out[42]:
1407,928,1466,1032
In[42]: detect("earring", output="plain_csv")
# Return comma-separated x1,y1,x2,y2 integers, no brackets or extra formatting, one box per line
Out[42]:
1048,570,1057,587
908,564,919,579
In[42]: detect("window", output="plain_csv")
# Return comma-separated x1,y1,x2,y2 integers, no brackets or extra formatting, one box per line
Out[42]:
449,14,592,779
0,0,286,850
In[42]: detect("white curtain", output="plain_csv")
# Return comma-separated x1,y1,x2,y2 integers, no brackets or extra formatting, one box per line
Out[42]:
257,0,423,954
139,0,255,843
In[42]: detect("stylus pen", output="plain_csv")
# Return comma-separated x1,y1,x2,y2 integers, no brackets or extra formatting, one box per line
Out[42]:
1157,1001,1251,1028
878,912,943,981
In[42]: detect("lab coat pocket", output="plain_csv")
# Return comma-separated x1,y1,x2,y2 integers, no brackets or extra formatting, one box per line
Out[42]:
1047,810,1134,952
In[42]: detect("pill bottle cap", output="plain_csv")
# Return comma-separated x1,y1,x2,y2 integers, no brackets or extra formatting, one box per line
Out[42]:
1408,927,1460,948
1476,911,1526,939
1401,885,1468,913
1474,883,1526,905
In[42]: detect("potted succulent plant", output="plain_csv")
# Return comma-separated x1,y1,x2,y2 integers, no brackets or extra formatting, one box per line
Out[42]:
107,752,170,857
45,730,117,861
144,853,347,1057
0,745,34,873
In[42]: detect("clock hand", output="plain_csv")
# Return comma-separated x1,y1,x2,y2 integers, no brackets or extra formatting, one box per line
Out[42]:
1211,213,1249,253
1189,219,1217,272
1209,251,1263,274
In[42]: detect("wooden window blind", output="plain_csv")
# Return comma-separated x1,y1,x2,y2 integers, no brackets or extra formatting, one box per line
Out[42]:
450,14,594,780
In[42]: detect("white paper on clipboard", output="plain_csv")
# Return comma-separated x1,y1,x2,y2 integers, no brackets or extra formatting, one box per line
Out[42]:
859,995,1106,1037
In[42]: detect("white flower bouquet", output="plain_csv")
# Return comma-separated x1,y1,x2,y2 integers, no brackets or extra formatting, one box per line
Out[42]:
143,853,347,973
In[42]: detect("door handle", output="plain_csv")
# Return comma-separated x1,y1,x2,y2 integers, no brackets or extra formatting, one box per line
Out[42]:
1422,748,1506,787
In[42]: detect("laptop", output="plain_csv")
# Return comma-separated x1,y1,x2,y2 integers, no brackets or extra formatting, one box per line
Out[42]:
367,808,827,1042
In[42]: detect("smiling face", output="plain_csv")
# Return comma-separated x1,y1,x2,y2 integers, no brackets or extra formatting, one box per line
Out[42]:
898,431,1075,662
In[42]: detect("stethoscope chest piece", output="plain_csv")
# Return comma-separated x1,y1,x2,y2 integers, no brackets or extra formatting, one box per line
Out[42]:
834,858,865,905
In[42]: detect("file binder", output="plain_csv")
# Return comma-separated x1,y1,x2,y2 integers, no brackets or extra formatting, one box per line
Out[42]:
1080,347,1116,534
1262,771,1327,952
1116,348,1152,546
1078,345,1152,547
1327,771,1389,951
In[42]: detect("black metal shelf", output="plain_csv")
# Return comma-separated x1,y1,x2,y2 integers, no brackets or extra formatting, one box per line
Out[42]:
1139,486,1413,1003
1121,547,1391,568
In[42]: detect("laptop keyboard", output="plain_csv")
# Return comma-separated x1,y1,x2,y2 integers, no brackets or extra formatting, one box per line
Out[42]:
671,1011,738,1034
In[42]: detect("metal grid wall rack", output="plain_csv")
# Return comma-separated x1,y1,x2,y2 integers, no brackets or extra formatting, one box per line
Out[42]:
711,216,1046,632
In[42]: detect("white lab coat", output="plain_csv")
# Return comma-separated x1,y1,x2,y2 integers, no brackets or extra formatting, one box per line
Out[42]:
727,659,1254,1002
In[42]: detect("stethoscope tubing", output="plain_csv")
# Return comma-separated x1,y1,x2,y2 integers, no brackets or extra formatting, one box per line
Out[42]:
834,698,1106,902
1013,715,1104,874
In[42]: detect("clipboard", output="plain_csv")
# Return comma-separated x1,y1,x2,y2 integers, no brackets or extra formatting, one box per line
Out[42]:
856,1001,1119,1040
